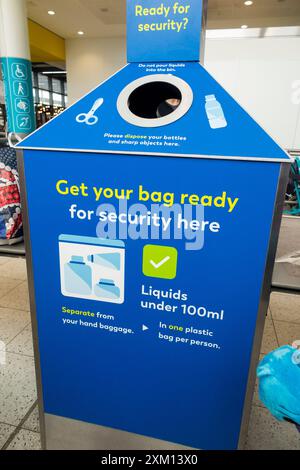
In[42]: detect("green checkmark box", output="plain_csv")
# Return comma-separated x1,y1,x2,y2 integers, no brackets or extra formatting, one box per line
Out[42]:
142,245,178,279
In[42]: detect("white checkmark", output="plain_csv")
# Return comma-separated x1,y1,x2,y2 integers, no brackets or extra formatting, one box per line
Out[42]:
150,256,171,269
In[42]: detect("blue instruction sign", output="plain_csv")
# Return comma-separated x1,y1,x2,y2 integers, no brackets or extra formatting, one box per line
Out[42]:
22,149,282,450
127,0,205,62
17,3,290,448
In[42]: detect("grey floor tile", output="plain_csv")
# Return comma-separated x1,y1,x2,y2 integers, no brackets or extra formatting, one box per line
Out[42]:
270,292,300,324
260,316,278,355
0,258,27,281
0,307,30,346
0,422,16,448
0,257,10,267
7,324,34,357
0,281,30,311
6,429,41,450
0,277,23,299
267,306,273,319
0,352,36,426
22,405,39,433
273,320,300,347
245,406,300,450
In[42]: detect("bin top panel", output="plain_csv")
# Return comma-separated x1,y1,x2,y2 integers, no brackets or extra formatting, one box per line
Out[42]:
126,0,205,63
17,62,291,162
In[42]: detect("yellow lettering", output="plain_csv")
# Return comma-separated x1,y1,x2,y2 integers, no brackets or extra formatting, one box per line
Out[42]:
135,5,143,16
56,180,68,195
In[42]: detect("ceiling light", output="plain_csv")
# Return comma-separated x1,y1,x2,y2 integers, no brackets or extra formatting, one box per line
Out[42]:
244,1,253,5
42,71,67,75
47,10,55,15
241,24,248,29
77,31,84,35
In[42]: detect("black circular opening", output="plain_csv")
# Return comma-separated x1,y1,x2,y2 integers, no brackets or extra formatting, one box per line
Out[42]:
128,81,182,119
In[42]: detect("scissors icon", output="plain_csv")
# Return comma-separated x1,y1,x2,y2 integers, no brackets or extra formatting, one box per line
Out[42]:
76,98,104,125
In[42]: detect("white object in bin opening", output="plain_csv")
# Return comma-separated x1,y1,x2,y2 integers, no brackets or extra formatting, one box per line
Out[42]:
156,98,181,118
205,94,227,129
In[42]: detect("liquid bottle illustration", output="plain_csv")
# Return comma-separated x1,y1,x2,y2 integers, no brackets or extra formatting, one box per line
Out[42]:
64,255,92,296
94,278,120,300
59,235,125,304
87,252,120,271
205,94,227,129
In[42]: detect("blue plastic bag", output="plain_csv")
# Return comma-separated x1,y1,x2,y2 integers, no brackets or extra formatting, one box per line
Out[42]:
257,345,300,426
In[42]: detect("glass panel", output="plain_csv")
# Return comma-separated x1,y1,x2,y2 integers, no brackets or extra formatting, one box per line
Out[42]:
38,73,50,90
40,89,50,104
52,78,62,94
64,81,67,95
33,88,39,104
53,93,63,106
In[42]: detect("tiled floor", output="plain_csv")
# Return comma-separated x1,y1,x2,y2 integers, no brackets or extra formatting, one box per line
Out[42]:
0,256,299,450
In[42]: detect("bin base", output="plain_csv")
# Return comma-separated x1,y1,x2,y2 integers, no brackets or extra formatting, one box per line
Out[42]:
44,413,193,450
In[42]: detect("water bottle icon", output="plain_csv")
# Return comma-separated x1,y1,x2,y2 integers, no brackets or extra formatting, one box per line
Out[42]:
205,95,227,129
64,255,92,296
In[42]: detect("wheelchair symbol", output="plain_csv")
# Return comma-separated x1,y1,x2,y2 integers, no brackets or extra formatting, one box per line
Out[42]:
12,63,27,80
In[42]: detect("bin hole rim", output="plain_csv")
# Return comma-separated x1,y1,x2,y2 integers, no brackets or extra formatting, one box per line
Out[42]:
116,74,193,128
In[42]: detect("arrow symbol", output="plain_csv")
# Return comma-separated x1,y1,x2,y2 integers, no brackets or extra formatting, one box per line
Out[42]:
142,325,149,331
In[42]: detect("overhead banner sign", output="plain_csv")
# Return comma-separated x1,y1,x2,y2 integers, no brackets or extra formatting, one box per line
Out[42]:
127,0,205,62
